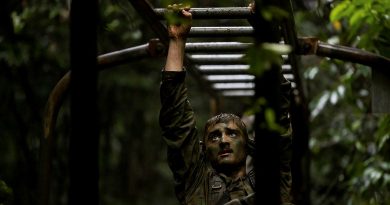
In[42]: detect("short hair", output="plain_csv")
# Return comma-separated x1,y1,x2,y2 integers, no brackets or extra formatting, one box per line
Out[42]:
203,113,249,141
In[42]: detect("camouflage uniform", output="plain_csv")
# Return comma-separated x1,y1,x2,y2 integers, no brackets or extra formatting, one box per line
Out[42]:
159,71,293,205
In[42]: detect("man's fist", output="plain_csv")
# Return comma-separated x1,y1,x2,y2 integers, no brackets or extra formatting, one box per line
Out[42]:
165,4,192,40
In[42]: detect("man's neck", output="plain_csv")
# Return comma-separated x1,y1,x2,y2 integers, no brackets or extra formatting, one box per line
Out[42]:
218,165,246,180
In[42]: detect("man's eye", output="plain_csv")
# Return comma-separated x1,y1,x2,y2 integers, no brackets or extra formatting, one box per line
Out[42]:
228,132,237,137
209,135,219,141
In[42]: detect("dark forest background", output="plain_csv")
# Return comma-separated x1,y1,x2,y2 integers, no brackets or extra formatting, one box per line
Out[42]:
0,0,389,205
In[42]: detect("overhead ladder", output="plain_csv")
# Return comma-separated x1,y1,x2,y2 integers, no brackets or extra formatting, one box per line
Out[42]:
153,6,296,98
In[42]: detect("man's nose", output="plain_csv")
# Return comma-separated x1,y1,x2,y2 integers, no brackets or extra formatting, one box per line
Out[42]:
220,133,230,143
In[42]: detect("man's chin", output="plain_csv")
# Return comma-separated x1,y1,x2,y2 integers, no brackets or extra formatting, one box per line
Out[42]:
215,160,236,168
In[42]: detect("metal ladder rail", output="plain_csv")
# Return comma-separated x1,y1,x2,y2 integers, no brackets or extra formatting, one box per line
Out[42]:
153,7,296,97
154,7,255,97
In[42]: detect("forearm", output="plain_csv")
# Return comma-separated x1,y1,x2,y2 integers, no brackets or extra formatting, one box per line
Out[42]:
159,71,200,185
164,38,186,71
159,71,195,146
159,5,200,185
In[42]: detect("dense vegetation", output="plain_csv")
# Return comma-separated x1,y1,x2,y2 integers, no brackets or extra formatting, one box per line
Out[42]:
0,0,388,205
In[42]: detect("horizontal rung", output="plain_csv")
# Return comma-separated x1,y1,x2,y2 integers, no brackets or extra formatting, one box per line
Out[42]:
185,42,251,52
222,90,255,97
212,82,255,90
154,7,252,19
283,74,294,81
282,64,292,71
189,54,246,64
196,64,292,74
188,54,289,65
198,65,249,74
189,27,253,37
205,74,255,82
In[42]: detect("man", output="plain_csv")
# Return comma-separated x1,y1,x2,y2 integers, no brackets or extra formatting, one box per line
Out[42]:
159,5,292,205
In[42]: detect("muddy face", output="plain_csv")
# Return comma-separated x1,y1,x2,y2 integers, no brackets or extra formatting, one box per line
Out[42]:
205,121,247,171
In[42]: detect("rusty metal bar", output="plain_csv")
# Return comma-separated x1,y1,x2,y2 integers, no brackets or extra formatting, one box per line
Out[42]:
297,37,390,69
317,42,390,69
189,26,254,37
154,7,253,19
98,40,165,68
98,44,149,67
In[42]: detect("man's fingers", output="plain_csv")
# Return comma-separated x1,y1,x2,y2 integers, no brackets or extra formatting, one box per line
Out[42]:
182,9,192,18
167,3,191,11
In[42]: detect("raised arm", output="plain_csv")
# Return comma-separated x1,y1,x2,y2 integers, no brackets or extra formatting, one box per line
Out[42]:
164,5,192,71
159,6,204,198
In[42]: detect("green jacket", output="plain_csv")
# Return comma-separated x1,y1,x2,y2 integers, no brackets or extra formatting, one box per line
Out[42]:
159,71,293,205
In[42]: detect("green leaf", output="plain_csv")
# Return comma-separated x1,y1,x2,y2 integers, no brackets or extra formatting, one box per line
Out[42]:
264,108,284,133
330,1,351,22
0,180,12,200
349,9,366,27
11,12,24,34
245,43,290,77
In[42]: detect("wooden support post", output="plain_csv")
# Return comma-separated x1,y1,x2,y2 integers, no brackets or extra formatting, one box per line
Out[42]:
251,0,283,204
290,90,311,205
372,68,390,113
68,0,99,204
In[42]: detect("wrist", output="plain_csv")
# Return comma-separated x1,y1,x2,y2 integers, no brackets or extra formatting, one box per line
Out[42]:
169,36,186,43
169,38,186,51
165,38,186,71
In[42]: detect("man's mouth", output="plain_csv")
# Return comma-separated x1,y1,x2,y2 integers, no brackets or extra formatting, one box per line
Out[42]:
218,149,233,157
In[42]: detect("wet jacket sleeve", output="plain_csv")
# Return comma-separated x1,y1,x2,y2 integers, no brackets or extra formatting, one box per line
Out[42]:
159,71,201,191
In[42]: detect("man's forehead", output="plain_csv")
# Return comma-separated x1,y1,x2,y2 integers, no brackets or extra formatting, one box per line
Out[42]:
206,121,240,133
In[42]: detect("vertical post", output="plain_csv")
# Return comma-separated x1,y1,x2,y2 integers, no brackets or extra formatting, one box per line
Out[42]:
290,93,311,205
69,0,99,204
279,0,311,204
372,68,390,113
251,0,283,204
